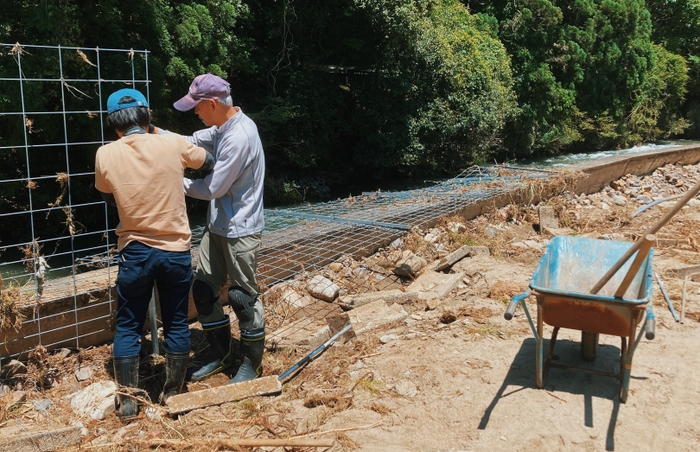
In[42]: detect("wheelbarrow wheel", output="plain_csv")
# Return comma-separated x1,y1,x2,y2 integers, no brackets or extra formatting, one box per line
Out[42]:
581,332,599,361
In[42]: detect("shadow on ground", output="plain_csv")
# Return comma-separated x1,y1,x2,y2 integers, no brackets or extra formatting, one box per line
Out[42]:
478,337,645,451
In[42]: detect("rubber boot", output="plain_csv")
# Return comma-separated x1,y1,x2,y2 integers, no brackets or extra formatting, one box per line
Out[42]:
160,352,189,404
229,329,265,384
113,355,139,420
188,316,235,381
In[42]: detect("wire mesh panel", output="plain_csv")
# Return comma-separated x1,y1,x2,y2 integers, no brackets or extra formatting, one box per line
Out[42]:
0,43,150,357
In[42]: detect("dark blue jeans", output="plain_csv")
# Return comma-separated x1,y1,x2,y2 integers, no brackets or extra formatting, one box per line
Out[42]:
113,241,192,357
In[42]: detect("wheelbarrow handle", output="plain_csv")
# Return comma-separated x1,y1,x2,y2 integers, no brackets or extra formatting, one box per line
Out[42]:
645,304,656,340
504,290,531,320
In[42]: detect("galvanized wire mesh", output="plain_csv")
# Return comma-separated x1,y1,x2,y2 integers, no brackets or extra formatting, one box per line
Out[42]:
0,42,553,360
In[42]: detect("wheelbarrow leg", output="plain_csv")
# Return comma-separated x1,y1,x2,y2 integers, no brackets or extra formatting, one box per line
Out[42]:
536,302,544,388
619,336,629,402
620,314,639,403
581,332,599,361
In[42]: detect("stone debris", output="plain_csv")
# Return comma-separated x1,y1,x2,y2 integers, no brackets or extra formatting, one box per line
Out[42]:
394,250,427,277
407,270,466,300
348,300,408,336
538,205,559,230
75,365,93,382
69,380,117,421
338,289,418,309
394,380,418,398
306,274,340,302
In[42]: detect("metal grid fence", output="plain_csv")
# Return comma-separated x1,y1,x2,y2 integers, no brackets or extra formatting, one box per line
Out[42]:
0,42,553,360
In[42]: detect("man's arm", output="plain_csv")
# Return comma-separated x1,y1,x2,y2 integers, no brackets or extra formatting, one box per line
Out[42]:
184,139,246,201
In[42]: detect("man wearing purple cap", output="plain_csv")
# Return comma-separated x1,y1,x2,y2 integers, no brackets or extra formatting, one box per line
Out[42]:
173,74,266,385
95,88,213,419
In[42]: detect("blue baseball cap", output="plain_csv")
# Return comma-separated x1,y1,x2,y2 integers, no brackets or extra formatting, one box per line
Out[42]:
107,88,149,114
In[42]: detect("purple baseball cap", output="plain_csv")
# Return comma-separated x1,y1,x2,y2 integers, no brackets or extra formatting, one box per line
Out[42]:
173,74,231,111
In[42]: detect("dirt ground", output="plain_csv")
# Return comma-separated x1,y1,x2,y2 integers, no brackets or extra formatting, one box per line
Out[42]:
3,163,700,451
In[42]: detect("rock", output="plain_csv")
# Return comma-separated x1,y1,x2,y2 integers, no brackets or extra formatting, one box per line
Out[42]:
611,194,627,206
272,285,315,308
0,360,27,379
394,381,418,398
485,227,497,237
75,366,93,382
33,399,53,413
426,298,441,310
328,262,343,272
636,194,653,204
380,334,400,344
70,380,117,421
394,250,427,277
306,275,340,302
447,222,467,233
538,205,559,230
424,230,441,243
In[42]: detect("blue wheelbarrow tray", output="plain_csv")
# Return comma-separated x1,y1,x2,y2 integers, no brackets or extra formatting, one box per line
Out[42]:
507,235,655,402
531,235,653,336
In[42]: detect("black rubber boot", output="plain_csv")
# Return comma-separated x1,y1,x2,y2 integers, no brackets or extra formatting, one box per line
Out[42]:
113,355,139,420
229,329,265,384
188,316,235,381
160,352,189,403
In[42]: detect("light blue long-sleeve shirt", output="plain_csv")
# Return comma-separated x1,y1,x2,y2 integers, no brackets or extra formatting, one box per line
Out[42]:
182,108,265,238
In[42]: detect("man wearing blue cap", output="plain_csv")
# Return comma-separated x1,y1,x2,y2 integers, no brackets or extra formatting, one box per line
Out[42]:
172,74,266,385
95,88,213,420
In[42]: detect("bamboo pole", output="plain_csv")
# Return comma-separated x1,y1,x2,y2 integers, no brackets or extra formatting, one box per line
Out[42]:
590,177,700,294
614,234,655,298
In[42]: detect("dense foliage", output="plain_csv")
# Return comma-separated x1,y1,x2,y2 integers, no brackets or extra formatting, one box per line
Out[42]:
0,0,697,213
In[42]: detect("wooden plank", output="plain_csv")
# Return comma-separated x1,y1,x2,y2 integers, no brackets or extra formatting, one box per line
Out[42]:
166,375,282,416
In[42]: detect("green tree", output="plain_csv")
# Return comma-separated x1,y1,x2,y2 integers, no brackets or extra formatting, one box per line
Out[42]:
646,0,700,136
469,0,688,155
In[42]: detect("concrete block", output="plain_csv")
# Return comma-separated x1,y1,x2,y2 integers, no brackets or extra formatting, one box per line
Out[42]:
435,246,490,271
406,270,466,300
70,380,117,420
0,426,81,452
538,205,559,230
166,375,282,416
348,300,408,335
337,289,418,309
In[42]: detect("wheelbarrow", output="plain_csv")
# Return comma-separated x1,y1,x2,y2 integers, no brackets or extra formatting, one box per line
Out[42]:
504,235,655,402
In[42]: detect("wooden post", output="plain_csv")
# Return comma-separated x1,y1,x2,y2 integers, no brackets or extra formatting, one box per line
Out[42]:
590,178,700,294
614,234,655,298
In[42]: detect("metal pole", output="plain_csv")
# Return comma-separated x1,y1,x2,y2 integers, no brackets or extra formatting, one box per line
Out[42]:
149,289,159,355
